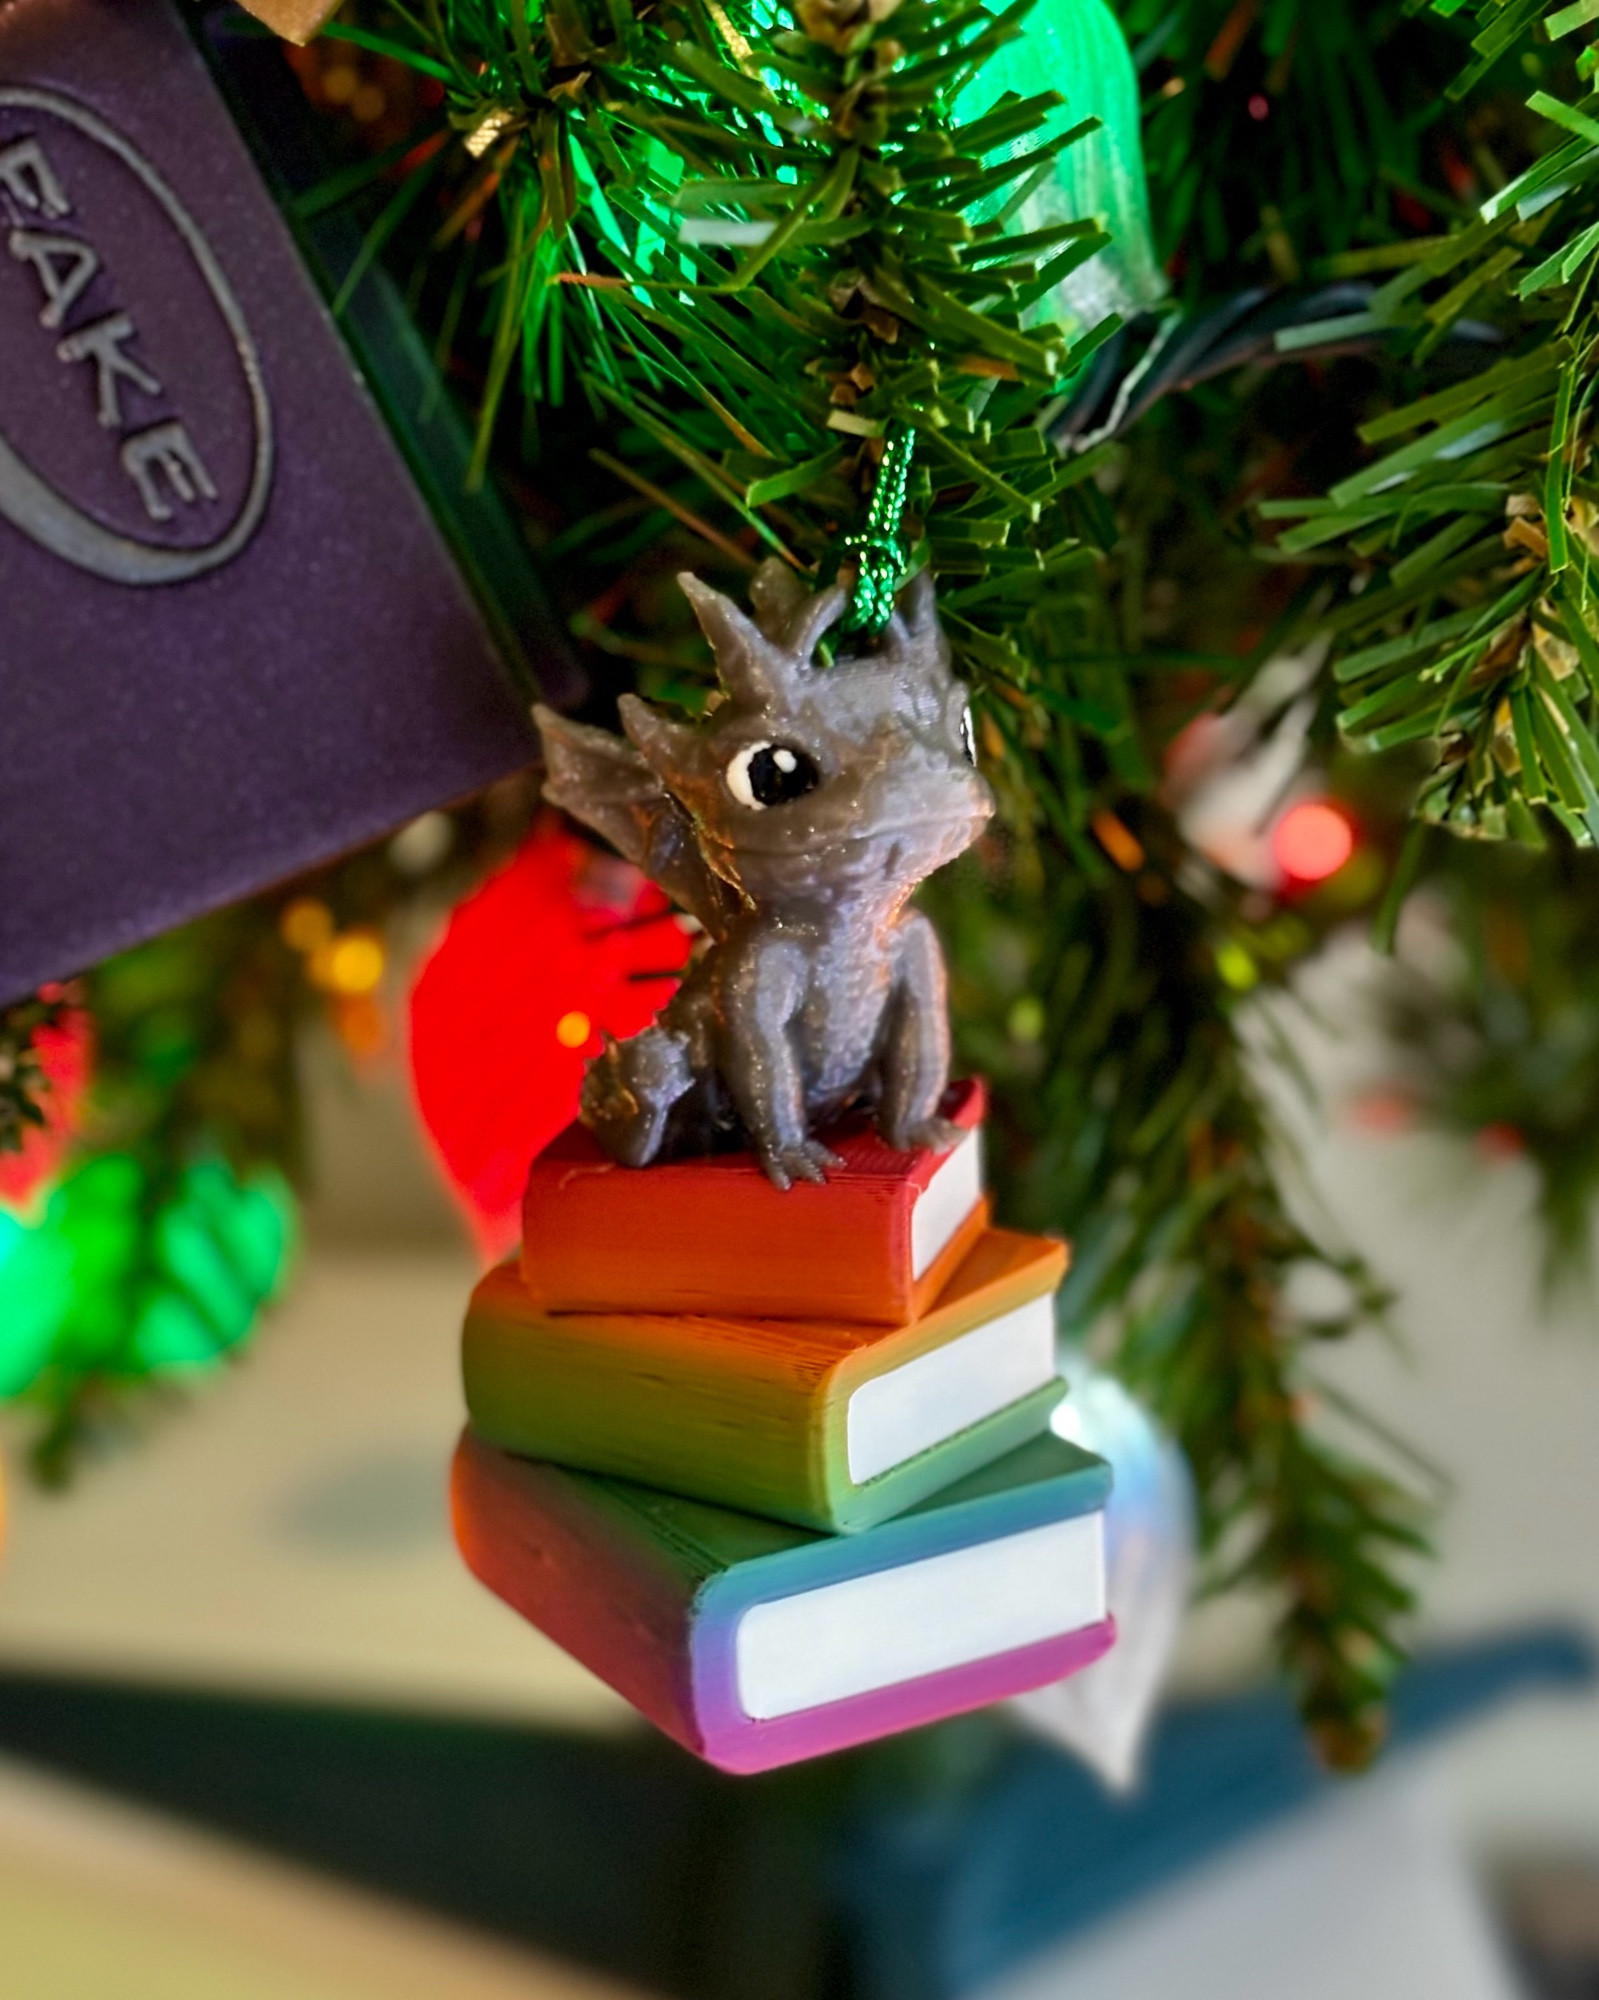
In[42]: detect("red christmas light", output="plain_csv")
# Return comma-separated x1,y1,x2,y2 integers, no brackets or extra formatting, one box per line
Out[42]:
1475,1121,1524,1164
409,820,694,1261
0,995,91,1212
1272,800,1355,885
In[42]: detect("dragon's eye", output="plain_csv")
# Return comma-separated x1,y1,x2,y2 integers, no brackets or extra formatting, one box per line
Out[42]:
959,704,977,764
725,742,821,810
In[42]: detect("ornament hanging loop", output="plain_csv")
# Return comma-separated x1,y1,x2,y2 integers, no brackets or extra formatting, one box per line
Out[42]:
839,426,915,642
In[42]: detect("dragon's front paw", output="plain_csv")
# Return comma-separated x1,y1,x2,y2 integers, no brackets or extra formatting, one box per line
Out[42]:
580,1027,695,1166
884,1113,964,1157
583,1026,693,1122
620,1026,695,1104
757,1137,845,1191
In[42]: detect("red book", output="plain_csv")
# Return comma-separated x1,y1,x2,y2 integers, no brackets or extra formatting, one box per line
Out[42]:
520,1080,988,1325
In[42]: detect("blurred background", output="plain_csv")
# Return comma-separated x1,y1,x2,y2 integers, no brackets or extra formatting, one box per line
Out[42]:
1,909,1594,2000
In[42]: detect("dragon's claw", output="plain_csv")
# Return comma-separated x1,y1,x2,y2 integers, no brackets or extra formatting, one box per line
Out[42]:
757,1138,845,1190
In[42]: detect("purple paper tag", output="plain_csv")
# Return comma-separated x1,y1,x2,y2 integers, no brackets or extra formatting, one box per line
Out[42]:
0,0,538,1000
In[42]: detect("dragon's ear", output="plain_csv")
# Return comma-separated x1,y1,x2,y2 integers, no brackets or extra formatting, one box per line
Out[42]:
679,572,800,709
618,692,703,784
536,704,660,831
535,704,732,939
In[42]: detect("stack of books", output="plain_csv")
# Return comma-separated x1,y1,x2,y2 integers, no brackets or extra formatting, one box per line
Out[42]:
452,1082,1116,1774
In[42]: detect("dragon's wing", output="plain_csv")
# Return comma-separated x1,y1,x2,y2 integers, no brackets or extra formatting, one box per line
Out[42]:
534,707,733,939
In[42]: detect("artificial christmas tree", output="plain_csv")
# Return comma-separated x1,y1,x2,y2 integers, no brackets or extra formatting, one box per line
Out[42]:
7,0,1598,1768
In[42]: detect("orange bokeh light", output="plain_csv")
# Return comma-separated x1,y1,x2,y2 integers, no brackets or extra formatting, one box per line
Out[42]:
1272,800,1355,884
555,1010,593,1050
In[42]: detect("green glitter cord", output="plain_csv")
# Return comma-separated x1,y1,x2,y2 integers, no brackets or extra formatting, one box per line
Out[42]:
839,428,915,639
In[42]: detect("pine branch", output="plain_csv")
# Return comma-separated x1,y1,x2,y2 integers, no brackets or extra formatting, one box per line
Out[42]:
334,0,1113,637
1116,0,1477,294
1256,0,1599,850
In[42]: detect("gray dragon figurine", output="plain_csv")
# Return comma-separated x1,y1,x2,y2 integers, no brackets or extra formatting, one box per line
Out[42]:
534,560,994,1190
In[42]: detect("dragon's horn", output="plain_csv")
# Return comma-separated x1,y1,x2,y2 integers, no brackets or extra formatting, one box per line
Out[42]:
786,580,850,663
748,558,809,643
746,557,849,665
877,565,948,680
679,572,806,706
898,566,938,636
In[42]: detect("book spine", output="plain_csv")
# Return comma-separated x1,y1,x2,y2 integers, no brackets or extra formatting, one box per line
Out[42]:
462,1297,833,1525
521,1171,903,1320
450,1434,707,1756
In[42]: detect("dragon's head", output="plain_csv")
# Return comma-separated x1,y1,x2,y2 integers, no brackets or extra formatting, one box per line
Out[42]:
617,561,994,913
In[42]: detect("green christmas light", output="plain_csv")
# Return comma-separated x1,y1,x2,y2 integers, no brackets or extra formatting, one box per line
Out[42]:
958,0,1167,335
0,1153,295,1403
0,1206,73,1399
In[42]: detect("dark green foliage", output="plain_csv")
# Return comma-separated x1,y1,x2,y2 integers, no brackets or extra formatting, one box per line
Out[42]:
1122,0,1475,292
1257,0,1599,848
317,0,1137,749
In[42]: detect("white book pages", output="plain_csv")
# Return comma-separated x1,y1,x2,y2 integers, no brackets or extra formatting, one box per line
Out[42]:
845,1291,1058,1485
909,1126,983,1278
734,1510,1105,1719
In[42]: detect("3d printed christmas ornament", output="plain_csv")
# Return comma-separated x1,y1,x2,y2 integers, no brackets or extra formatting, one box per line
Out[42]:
465,558,1110,1772
466,1059,1111,1765
535,562,994,1190
409,823,693,1260
453,1427,1114,1776
0,0,538,1003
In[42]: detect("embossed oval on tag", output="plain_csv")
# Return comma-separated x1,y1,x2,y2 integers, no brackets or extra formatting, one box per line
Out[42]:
0,86,272,586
